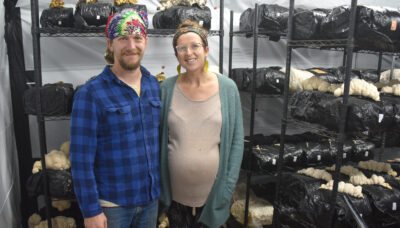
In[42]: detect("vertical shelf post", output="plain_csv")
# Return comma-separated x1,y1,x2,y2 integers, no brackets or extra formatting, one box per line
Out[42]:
377,52,383,79
390,55,396,80
342,49,347,67
219,0,224,74
379,131,387,161
274,0,294,226
244,3,259,227
249,6,259,152
30,0,52,227
329,0,358,227
228,10,233,78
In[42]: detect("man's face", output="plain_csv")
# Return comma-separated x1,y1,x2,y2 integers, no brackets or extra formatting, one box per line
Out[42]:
108,34,148,71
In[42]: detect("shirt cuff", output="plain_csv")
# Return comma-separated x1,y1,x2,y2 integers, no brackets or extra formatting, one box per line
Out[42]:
81,206,103,218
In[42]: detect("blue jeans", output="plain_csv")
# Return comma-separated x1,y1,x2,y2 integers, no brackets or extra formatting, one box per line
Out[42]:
102,200,158,228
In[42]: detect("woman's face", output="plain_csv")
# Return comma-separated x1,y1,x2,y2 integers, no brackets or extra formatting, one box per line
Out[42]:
175,32,209,74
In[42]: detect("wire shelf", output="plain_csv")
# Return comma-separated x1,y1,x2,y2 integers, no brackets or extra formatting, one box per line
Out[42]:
289,39,400,55
256,93,283,98
354,49,400,56
286,117,339,139
40,27,221,37
230,29,400,55
238,91,283,98
288,39,348,48
43,115,71,121
286,116,387,143
40,27,105,37
231,30,285,40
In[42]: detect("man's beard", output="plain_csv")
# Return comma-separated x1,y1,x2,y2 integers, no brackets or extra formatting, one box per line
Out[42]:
118,51,142,71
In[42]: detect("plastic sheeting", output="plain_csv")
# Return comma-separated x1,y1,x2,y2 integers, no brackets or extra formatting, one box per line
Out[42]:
289,90,400,137
40,7,74,28
354,69,380,83
1,1,21,227
26,170,75,199
362,184,400,226
275,173,372,228
23,83,74,116
232,66,380,92
0,63,21,227
36,200,83,227
239,4,289,36
351,139,375,162
74,2,113,28
244,132,375,172
153,5,212,30
390,162,400,178
293,8,330,40
305,67,359,84
246,144,307,172
113,3,147,13
231,67,285,94
321,5,400,52
239,3,400,51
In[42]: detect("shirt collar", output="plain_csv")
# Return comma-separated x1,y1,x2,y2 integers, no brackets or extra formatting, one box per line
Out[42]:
101,65,151,84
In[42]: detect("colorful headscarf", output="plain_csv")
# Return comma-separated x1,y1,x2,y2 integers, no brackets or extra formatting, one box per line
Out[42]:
173,26,208,50
105,9,148,40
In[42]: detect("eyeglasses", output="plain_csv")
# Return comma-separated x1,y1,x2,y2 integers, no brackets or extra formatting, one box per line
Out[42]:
175,43,204,53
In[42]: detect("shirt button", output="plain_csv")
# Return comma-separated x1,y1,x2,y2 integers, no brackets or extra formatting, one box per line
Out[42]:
145,134,148,138
142,117,145,120
147,151,150,155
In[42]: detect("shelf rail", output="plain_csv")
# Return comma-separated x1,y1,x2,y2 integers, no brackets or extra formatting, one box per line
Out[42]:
30,0,53,227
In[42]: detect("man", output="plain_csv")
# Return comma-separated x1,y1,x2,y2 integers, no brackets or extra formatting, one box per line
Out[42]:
70,9,161,228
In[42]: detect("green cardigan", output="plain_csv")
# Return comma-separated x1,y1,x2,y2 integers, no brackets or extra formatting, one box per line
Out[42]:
159,74,244,228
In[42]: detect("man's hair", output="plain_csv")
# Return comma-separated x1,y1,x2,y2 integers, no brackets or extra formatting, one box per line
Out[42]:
105,47,114,64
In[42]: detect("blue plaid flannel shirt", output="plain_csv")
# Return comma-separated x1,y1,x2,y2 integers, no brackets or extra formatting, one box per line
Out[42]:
70,65,161,218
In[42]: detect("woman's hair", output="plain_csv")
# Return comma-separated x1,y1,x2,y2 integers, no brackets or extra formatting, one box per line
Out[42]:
177,19,206,32
173,19,208,55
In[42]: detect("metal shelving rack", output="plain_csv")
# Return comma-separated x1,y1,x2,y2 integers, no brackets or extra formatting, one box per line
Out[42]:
228,5,260,227
280,4,400,227
276,1,359,227
29,1,225,227
227,0,388,227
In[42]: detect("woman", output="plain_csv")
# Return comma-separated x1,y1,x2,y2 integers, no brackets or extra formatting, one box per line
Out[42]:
159,20,244,228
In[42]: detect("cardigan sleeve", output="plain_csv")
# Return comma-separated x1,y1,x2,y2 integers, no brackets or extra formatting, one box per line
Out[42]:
225,82,244,192
158,76,178,211
196,75,245,228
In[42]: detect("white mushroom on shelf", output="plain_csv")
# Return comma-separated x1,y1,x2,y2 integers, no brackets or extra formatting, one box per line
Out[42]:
327,165,392,189
358,160,397,177
333,78,380,101
297,167,332,182
320,180,364,199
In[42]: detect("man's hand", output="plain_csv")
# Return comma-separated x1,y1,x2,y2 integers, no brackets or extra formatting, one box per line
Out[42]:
84,212,107,228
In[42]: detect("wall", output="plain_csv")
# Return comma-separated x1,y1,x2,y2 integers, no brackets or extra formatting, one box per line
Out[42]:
14,0,400,154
